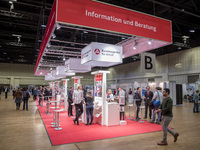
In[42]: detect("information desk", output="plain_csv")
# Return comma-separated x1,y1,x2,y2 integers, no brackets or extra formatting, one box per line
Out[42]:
105,102,120,126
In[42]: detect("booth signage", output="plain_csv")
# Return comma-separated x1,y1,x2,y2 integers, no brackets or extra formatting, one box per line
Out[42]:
141,53,156,73
95,74,102,81
63,80,65,85
81,42,122,66
74,79,78,84
56,0,172,43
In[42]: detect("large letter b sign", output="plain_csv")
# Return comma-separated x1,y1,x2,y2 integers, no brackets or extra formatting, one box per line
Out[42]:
145,56,153,69
141,53,156,73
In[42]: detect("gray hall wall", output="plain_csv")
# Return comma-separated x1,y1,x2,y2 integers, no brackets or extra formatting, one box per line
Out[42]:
106,46,200,84
0,46,199,89
0,63,48,89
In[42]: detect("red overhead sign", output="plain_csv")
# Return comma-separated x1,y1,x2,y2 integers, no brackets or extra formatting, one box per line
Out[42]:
56,0,172,43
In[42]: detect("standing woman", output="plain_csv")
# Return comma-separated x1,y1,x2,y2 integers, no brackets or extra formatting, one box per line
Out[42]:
14,88,22,110
73,84,84,125
85,91,94,125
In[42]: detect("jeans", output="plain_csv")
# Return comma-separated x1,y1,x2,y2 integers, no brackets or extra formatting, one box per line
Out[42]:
68,101,73,116
162,116,175,141
145,99,152,118
193,100,199,112
151,106,161,123
136,102,141,120
86,105,93,124
75,103,83,124
23,98,28,110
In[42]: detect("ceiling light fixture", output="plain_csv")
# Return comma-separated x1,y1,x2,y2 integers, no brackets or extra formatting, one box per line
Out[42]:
148,39,152,45
133,40,138,50
40,72,42,75
50,67,52,71
83,31,88,34
56,24,61,30
189,29,195,33
47,43,51,48
41,24,46,28
178,47,182,50
52,33,56,39
63,57,66,61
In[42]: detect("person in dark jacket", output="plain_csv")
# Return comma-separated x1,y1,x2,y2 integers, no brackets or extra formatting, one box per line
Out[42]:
33,88,37,100
22,87,30,111
156,88,179,145
133,87,142,121
144,86,153,119
85,91,94,125
67,87,73,117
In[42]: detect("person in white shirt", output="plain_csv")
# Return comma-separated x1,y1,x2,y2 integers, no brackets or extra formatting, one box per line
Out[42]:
73,84,84,125
150,87,163,124
118,87,125,120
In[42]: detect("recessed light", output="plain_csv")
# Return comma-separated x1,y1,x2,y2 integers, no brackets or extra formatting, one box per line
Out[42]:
83,31,88,34
148,40,152,45
178,47,182,50
41,24,46,28
38,40,42,42
3,52,7,55
133,46,136,50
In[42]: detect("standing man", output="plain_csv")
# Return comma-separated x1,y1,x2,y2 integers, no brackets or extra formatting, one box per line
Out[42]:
144,86,153,119
193,90,199,113
67,87,73,117
5,86,8,99
133,87,142,121
156,88,179,145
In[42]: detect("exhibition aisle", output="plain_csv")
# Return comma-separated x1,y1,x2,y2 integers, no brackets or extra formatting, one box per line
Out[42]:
36,101,163,146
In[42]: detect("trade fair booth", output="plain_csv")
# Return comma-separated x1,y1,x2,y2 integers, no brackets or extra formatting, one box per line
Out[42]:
33,0,173,146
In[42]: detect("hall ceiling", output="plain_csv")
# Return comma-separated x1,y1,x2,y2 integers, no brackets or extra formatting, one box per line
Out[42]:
0,0,199,65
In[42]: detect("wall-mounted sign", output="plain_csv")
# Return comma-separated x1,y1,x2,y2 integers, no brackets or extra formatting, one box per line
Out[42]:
74,79,78,84
95,74,102,81
81,42,122,66
56,66,75,76
141,53,156,73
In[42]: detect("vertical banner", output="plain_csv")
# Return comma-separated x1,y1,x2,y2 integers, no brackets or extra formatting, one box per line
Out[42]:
63,80,66,85
141,53,156,73
74,79,78,84
95,74,102,97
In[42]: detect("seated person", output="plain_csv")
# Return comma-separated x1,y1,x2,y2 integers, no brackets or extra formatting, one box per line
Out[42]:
106,89,114,102
85,91,94,125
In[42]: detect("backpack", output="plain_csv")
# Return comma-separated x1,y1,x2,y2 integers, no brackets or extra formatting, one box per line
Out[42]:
26,91,30,98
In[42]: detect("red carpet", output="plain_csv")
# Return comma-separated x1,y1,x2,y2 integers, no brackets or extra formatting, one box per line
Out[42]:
36,101,163,146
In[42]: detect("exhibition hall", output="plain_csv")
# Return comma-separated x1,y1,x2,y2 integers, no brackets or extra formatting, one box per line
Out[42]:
0,0,200,150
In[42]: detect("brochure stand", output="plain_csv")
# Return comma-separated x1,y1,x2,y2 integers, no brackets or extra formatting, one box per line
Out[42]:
91,70,118,126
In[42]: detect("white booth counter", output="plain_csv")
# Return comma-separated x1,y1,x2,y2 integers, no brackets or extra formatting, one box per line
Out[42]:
105,102,120,126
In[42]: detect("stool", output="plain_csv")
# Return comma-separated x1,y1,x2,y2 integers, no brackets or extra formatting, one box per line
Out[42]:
138,106,145,123
53,109,64,130
127,104,133,119
45,101,51,115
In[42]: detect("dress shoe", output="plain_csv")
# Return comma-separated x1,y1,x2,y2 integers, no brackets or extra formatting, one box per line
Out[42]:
144,117,147,119
89,122,92,125
68,115,71,117
156,122,160,124
85,123,89,126
174,132,179,142
73,119,77,125
157,141,168,145
149,121,154,123
71,114,73,116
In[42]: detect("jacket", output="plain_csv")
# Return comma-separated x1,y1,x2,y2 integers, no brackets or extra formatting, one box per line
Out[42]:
14,90,22,98
67,90,73,103
134,91,142,104
144,91,153,101
159,97,173,117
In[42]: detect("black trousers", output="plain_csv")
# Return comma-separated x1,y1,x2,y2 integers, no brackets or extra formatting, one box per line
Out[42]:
5,92,7,99
68,101,73,116
145,99,152,118
75,103,83,124
23,99,29,110
120,105,125,120
33,95,37,100
136,102,141,120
